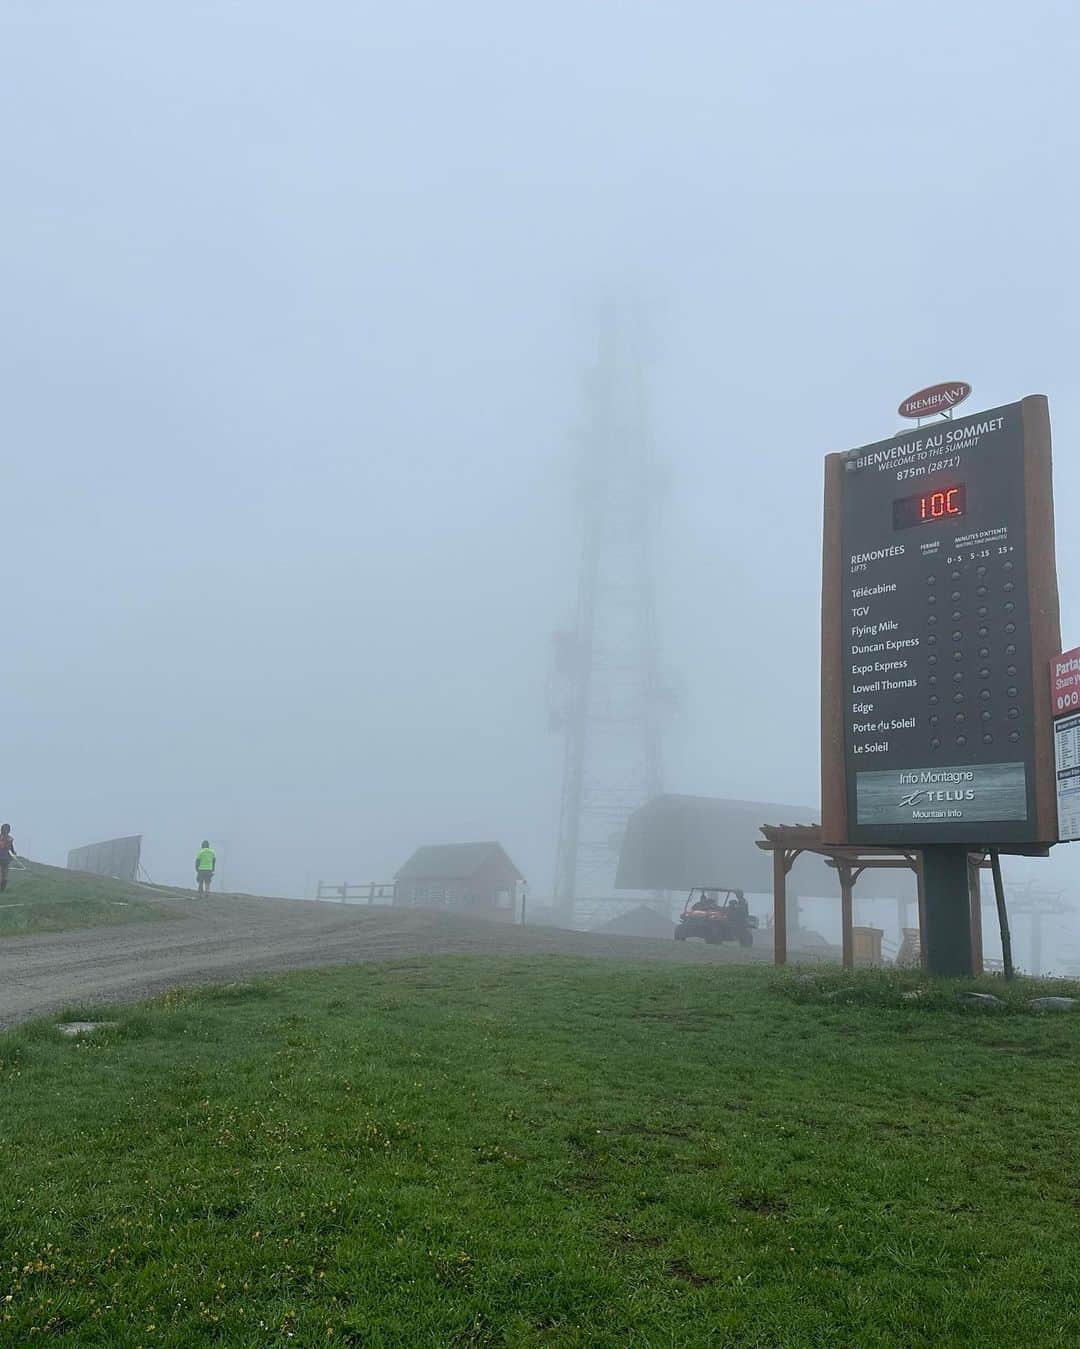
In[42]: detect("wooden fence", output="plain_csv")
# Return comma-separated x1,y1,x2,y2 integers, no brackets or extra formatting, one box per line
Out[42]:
315,881,395,905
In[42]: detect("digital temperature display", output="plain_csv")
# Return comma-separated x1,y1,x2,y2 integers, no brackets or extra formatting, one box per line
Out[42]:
892,483,966,530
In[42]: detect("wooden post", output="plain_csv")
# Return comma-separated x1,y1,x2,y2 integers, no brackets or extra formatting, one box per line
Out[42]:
967,855,984,976
820,453,848,843
990,848,1014,981
915,854,928,971
839,865,854,970
773,848,787,966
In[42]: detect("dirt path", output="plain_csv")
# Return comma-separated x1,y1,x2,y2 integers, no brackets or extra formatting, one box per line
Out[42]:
0,891,769,1029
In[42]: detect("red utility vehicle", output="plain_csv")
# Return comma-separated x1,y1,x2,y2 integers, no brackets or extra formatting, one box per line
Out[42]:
674,889,756,947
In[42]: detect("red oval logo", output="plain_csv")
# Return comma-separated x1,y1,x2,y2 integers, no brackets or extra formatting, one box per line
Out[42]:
897,382,972,419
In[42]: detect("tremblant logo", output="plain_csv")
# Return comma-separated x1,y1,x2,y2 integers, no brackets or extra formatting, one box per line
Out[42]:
897,382,972,420
898,788,975,808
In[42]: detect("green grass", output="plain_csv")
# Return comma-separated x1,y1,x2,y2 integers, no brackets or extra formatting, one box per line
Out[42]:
2,959,1080,1346
0,861,176,938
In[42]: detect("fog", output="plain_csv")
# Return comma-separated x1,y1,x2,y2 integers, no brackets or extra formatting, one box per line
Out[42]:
4,3,1079,937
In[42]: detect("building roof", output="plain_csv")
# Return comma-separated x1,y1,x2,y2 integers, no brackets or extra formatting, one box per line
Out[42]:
616,795,914,900
592,904,675,939
395,842,524,882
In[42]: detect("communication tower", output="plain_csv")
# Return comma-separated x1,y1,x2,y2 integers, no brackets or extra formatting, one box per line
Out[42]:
549,314,667,926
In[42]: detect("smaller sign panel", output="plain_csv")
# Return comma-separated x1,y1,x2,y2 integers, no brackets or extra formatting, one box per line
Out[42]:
897,382,972,420
1051,647,1080,719
855,762,1028,828
1054,713,1080,842
67,835,142,882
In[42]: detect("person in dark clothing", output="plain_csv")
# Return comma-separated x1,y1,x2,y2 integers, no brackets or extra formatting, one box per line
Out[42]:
0,825,16,893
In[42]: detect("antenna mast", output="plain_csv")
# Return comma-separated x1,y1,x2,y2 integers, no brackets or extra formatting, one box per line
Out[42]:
551,310,665,926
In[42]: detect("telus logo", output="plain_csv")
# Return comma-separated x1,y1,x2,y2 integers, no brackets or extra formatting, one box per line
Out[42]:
897,383,972,419
899,788,976,807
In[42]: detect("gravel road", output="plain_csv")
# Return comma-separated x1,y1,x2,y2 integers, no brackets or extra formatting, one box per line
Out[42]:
0,891,769,1029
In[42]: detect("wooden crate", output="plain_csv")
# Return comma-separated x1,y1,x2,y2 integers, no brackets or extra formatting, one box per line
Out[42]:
852,925,884,967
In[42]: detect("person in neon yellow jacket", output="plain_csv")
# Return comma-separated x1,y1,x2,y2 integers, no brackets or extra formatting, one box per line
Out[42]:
195,840,216,896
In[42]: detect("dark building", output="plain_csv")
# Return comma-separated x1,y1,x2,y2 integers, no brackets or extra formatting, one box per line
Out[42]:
394,842,524,921
616,795,915,957
616,795,913,902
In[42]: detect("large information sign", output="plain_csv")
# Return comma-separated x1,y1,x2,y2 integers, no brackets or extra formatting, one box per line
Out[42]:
822,396,1060,847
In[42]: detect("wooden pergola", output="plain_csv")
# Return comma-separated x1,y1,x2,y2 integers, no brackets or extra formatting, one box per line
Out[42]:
755,820,922,971
757,824,926,970
757,824,1050,974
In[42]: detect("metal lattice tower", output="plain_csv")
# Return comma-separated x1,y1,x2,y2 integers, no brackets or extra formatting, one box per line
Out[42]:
550,313,666,926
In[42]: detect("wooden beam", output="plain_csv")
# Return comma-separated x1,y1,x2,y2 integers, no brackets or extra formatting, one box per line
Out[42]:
1021,395,1061,843
773,847,787,967
967,854,985,976
821,451,847,843
839,865,854,971
824,856,920,870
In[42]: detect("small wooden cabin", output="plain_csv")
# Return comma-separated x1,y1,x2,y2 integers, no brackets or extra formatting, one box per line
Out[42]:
394,842,524,921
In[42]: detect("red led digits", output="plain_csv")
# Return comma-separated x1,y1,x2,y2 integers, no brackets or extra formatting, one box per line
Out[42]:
928,488,961,518
920,489,962,520
893,483,967,530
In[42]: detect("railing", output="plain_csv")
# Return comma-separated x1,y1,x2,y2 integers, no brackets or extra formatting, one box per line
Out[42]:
895,927,922,967
315,881,395,905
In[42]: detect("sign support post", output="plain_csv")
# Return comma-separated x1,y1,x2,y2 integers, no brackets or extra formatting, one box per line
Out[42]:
921,845,973,976
989,848,1014,979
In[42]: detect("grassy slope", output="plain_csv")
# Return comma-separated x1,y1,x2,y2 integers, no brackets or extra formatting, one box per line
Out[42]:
1,960,1079,1347
0,861,176,937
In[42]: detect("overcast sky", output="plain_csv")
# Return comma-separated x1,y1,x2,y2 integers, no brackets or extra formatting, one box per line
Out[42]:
4,1,1079,903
